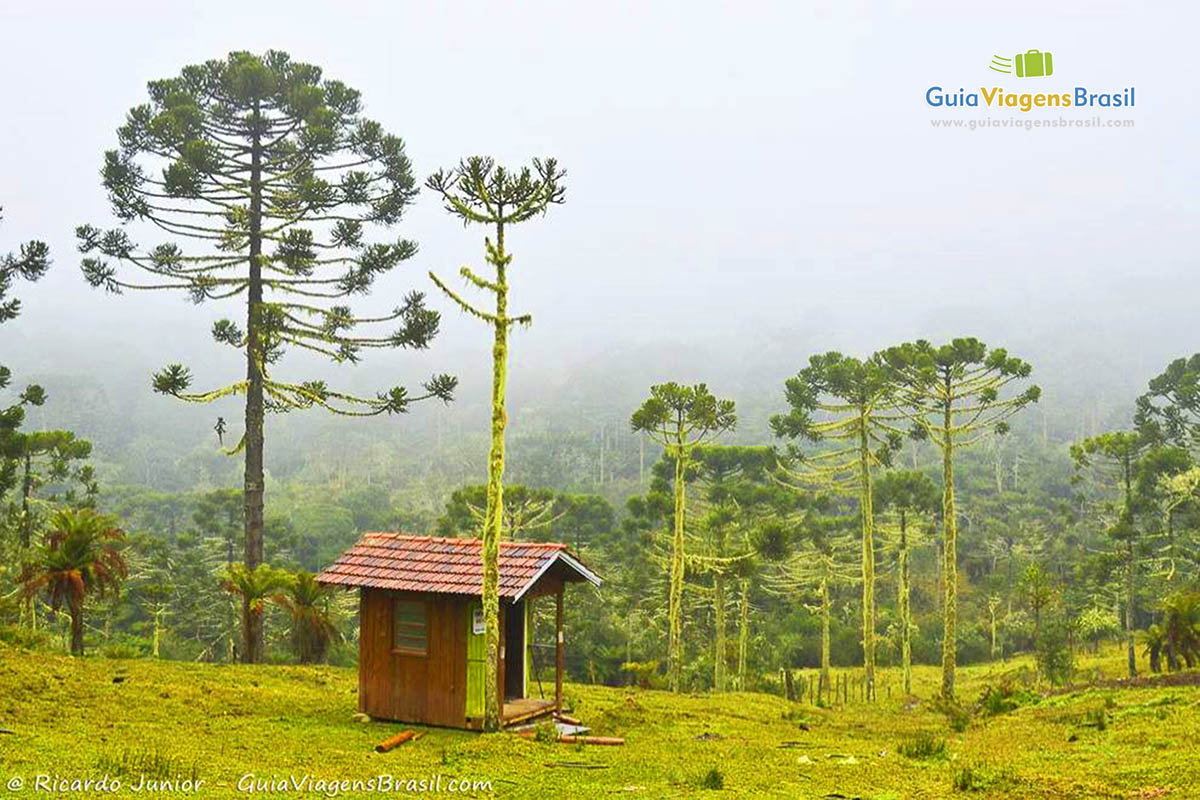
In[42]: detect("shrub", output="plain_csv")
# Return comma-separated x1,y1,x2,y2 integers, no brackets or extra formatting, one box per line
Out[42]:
952,764,1015,793
620,660,663,689
533,722,558,744
0,625,58,651
1035,616,1074,687
94,749,199,783
898,733,947,760
101,638,148,660
952,766,978,792
932,696,972,732
1075,607,1120,653
697,767,724,790
976,682,1038,717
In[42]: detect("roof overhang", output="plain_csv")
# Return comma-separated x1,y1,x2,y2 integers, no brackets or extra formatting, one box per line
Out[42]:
512,550,602,601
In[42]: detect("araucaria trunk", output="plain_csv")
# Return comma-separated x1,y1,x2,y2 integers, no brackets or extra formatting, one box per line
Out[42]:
737,578,750,691
668,444,686,692
1125,538,1136,679
941,399,957,699
858,418,876,701
714,571,726,692
242,111,266,664
820,575,831,702
482,225,509,731
899,511,912,695
1122,459,1136,680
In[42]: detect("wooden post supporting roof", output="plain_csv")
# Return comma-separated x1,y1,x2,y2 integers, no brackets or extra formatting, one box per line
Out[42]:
555,589,564,713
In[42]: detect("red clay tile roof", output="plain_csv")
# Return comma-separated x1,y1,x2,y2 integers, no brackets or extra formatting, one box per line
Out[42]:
315,533,600,598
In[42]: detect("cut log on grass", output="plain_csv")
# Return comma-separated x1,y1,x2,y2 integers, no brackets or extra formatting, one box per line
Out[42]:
375,730,423,753
560,735,625,746
554,713,582,725
514,732,626,746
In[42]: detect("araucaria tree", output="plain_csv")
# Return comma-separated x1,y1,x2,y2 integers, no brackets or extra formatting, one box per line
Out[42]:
769,352,902,700
764,507,857,703
425,156,565,730
881,339,1040,698
874,469,939,695
1070,431,1149,678
75,51,455,662
1,207,50,499
631,383,736,692
1136,354,1200,451
688,446,777,692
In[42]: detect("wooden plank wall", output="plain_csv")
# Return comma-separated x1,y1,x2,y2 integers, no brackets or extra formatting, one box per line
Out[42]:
359,588,468,727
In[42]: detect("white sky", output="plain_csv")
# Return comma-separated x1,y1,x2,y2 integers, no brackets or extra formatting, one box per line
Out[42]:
1,0,1196,399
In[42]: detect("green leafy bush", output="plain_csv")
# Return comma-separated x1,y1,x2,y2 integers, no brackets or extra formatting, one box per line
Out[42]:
932,696,972,732
1035,617,1075,687
697,767,724,790
898,732,947,760
976,681,1038,717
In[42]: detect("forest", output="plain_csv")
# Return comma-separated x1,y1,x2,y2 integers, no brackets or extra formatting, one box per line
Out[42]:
0,24,1197,800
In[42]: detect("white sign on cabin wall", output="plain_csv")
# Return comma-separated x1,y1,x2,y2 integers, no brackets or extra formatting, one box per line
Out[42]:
473,608,485,635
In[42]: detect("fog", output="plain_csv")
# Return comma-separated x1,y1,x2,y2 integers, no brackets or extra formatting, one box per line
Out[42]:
1,0,1196,480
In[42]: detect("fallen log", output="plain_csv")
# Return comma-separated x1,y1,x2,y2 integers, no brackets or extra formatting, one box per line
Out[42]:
560,735,624,746
554,713,583,726
514,732,625,746
375,730,423,753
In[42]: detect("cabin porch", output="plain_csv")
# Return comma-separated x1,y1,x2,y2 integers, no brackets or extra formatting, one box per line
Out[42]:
502,697,556,727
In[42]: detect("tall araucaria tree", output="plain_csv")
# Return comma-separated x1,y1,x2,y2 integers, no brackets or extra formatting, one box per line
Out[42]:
1071,431,1150,678
424,156,565,730
1136,354,1200,451
881,338,1040,699
1,207,50,499
689,445,778,692
631,383,736,692
763,505,857,704
769,352,903,701
874,469,939,695
75,51,455,663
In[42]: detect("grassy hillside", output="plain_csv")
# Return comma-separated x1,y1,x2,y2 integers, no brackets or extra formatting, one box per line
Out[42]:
0,641,1196,799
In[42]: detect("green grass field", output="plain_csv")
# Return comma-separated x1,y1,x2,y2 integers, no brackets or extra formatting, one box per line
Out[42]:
1,641,1196,799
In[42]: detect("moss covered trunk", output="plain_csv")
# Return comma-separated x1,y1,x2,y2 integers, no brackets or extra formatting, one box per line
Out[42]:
482,223,509,730
941,394,957,699
898,511,912,695
737,578,750,691
820,574,831,702
1122,457,1136,680
858,416,876,701
668,440,686,693
714,571,726,692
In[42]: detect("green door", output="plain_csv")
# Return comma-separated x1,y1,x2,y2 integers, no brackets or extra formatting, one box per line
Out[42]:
524,599,533,697
465,600,485,719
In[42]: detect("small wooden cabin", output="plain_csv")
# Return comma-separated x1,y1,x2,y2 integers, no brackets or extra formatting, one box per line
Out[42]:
316,533,601,729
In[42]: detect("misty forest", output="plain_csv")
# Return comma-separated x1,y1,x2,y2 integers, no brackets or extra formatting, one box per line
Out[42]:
1,40,1198,800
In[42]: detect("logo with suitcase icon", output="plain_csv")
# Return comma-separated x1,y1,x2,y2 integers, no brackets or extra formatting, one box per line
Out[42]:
989,50,1054,78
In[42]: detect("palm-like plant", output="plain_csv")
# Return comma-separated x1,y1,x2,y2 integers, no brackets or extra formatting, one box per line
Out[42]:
19,509,127,655
1161,591,1200,669
274,570,342,664
219,563,293,661
1140,624,1166,673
